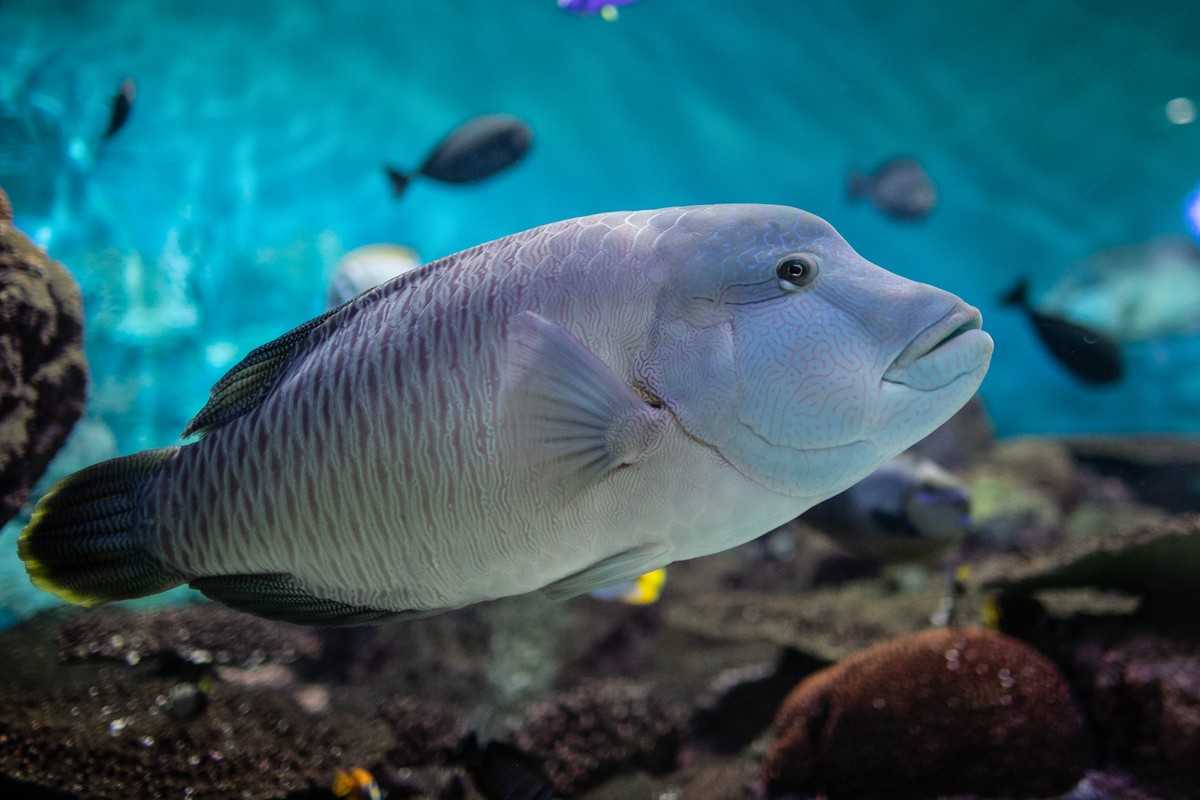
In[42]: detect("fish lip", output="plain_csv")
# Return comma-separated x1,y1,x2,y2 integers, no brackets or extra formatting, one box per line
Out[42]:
884,303,983,378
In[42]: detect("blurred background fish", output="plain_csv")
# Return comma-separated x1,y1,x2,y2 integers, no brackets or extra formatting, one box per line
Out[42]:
847,157,937,220
384,114,533,200
1001,278,1124,385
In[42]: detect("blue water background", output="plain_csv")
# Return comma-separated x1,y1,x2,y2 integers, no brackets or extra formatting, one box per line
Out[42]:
0,0,1198,621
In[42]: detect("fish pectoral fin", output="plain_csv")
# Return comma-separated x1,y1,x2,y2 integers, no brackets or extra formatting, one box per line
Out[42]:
182,304,348,438
500,311,668,497
190,573,419,626
541,544,669,602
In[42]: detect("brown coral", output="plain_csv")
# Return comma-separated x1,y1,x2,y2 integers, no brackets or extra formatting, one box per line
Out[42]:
0,188,87,527
764,627,1090,799
511,680,683,796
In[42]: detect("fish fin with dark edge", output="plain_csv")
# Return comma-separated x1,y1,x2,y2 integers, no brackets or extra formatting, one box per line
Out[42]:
541,544,669,602
190,573,427,626
383,165,411,197
182,303,346,438
1000,278,1029,308
18,447,186,607
500,310,669,500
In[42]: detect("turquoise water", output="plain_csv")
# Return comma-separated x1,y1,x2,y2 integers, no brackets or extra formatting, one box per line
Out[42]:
1,0,1198,619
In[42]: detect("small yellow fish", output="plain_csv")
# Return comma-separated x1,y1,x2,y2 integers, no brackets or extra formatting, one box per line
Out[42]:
600,4,619,21
591,568,666,605
332,767,382,800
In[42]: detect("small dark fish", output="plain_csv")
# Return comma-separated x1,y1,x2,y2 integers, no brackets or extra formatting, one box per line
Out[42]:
103,78,136,141
384,114,533,199
1001,278,1124,385
461,733,554,800
848,157,937,220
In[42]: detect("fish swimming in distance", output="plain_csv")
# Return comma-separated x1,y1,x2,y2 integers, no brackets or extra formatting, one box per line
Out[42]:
801,453,970,564
848,157,937,221
19,205,992,625
102,77,136,141
1001,278,1123,385
384,114,533,199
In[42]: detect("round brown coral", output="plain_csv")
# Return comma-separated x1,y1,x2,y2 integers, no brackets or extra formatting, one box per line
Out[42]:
764,627,1089,799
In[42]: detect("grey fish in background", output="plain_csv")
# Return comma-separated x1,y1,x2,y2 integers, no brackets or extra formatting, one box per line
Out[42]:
327,243,422,308
801,453,970,564
20,205,992,625
102,77,136,141
1001,278,1123,385
848,157,937,220
1040,236,1200,342
384,113,533,199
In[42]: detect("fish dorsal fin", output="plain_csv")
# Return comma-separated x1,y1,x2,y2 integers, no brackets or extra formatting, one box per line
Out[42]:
182,304,347,438
500,311,669,499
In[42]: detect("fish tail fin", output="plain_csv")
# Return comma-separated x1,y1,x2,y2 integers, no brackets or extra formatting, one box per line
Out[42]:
1000,278,1029,308
18,447,185,607
847,170,868,200
383,165,411,197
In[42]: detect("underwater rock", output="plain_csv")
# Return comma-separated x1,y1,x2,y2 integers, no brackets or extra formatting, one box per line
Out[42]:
510,680,684,796
763,627,1090,799
981,513,1200,610
688,648,826,754
0,187,11,221
0,193,87,527
1070,634,1200,798
57,606,321,669
378,695,466,767
0,628,390,800
665,580,946,662
1062,435,1200,513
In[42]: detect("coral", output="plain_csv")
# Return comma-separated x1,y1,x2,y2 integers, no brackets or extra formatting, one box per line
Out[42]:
764,627,1090,799
0,189,87,527
57,605,321,668
1071,633,1200,799
510,680,683,796
0,625,389,800
377,695,465,767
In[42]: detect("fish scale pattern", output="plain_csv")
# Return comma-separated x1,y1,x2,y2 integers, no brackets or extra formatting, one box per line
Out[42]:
147,209,672,612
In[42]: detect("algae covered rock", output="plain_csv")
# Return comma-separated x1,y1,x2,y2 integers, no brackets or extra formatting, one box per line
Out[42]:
764,627,1089,799
1071,633,1200,798
57,605,321,668
510,679,683,796
0,186,88,527
983,513,1200,607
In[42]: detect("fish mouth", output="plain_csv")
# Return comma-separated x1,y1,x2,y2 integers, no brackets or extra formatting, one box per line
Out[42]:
883,303,988,388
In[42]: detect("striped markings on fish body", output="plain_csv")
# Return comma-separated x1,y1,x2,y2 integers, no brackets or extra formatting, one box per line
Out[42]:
19,205,992,625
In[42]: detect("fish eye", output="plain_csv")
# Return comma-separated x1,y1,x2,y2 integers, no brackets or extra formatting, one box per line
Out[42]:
776,254,820,290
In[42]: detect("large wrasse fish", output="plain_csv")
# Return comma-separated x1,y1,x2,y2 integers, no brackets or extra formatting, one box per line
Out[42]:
20,205,992,625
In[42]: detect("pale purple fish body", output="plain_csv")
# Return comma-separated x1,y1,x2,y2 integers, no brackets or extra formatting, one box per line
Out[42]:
22,205,992,622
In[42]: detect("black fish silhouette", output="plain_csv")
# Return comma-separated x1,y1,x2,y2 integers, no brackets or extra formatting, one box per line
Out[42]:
1001,278,1123,384
103,78,136,140
384,114,532,198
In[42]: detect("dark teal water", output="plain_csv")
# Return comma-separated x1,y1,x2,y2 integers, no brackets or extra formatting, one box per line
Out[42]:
1,0,1198,620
